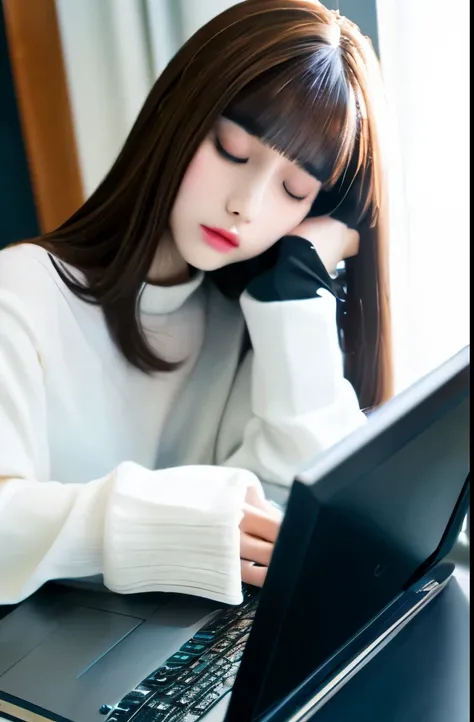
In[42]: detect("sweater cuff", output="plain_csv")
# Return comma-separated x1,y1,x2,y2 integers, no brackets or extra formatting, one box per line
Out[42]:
103,462,263,605
246,235,345,303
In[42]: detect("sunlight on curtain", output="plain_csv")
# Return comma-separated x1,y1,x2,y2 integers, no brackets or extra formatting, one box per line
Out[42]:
56,0,152,197
377,0,470,392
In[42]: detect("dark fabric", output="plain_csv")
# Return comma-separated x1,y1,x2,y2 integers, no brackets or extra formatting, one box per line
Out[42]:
246,235,346,303
0,604,16,619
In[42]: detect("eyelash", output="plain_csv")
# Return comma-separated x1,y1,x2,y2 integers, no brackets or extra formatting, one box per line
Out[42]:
282,184,307,202
214,136,308,202
214,137,247,164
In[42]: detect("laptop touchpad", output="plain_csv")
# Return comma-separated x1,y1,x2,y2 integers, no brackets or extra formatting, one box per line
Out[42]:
0,604,141,688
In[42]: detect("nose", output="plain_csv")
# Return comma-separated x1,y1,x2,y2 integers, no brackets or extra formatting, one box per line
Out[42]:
226,175,269,223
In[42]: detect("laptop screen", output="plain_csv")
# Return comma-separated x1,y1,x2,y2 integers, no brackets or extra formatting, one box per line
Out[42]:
226,347,470,721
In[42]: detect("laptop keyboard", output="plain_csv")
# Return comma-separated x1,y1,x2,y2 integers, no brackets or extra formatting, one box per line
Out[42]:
103,586,259,722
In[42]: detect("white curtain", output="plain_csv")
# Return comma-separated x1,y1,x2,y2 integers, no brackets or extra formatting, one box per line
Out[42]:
376,0,470,392
146,0,242,76
56,0,153,198
55,0,242,197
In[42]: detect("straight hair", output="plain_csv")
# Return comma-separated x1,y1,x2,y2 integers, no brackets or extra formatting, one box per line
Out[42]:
29,0,393,410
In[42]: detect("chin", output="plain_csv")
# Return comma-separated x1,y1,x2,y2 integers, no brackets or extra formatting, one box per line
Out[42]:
192,258,234,272
180,247,237,272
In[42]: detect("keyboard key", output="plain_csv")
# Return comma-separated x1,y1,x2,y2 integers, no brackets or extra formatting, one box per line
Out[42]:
193,660,211,674
193,631,218,642
148,665,181,680
164,684,187,699
180,640,208,655
168,651,194,666
179,685,204,706
193,691,221,713
122,686,153,703
149,699,172,712
109,589,260,720
182,672,202,685
146,676,177,691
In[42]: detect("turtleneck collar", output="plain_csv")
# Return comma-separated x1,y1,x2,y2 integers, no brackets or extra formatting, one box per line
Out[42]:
139,271,205,314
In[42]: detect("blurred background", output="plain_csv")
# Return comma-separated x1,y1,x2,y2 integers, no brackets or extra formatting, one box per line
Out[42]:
0,0,470,396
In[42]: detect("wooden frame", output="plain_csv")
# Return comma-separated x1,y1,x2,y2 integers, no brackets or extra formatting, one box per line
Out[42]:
3,0,84,233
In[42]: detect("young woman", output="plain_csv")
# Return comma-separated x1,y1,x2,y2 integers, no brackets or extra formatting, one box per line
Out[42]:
0,0,392,608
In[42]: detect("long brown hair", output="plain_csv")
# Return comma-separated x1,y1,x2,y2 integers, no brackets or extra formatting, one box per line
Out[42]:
32,0,393,410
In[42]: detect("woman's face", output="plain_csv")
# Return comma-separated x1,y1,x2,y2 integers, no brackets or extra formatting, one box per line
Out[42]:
169,117,322,271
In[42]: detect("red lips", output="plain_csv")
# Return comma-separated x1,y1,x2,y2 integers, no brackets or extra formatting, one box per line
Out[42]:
200,225,240,253
202,226,240,246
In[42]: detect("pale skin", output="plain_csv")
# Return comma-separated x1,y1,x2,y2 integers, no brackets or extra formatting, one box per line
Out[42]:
150,117,359,588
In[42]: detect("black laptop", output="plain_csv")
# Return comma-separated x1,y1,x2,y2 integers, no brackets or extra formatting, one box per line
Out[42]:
0,346,469,722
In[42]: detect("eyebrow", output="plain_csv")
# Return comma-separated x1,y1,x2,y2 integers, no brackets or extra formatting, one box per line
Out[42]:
222,110,320,180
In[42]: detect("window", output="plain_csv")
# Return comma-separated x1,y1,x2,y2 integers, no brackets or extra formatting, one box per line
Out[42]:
377,0,470,393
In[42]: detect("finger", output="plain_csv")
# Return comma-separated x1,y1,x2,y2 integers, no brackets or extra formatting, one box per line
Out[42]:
244,485,267,509
241,560,268,588
240,531,274,567
240,504,281,543
245,486,283,521
261,499,284,521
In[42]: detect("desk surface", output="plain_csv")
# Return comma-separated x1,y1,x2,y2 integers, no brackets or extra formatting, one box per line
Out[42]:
0,569,469,722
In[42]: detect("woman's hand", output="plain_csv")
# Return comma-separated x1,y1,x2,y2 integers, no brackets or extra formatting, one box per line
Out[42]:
291,215,359,275
240,485,283,587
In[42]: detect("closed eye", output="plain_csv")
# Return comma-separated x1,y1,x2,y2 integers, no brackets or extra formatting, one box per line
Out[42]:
214,136,248,164
283,183,308,202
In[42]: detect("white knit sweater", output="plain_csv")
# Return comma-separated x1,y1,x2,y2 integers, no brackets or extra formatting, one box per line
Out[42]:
0,243,366,606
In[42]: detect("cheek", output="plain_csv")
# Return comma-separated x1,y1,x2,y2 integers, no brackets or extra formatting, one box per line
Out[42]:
170,147,215,228
277,203,311,235
177,148,208,196
247,200,312,256
176,142,223,203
